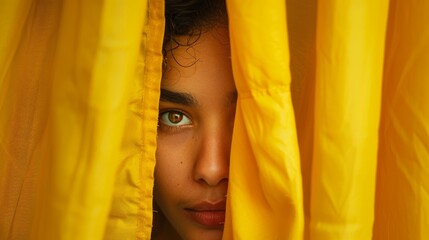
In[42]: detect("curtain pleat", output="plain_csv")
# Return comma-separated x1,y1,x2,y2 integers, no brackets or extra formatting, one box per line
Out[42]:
0,0,163,239
374,0,429,239
309,0,389,239
0,0,61,238
224,0,304,239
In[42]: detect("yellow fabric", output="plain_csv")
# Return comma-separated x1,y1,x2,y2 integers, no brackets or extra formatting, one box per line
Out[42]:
0,0,163,239
224,0,303,239
1,0,61,238
310,1,389,239
288,0,429,239
1,0,428,240
374,0,429,239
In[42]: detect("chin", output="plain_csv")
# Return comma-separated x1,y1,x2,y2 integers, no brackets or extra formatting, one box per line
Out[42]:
180,227,224,240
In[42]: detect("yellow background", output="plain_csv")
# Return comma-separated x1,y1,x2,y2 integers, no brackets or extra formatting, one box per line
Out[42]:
1,0,428,239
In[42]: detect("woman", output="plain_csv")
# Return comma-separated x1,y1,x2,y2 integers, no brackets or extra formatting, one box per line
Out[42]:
152,0,234,239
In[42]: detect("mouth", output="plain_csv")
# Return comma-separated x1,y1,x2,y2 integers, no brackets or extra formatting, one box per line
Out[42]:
185,201,226,228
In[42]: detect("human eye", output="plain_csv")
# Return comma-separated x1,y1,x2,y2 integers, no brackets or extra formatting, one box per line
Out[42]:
158,110,192,128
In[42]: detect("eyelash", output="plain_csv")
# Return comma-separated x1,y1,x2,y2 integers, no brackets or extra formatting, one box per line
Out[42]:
158,109,193,132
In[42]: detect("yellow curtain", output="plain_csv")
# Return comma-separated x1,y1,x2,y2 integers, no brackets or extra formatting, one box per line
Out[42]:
288,0,429,239
224,0,303,239
225,0,428,239
0,0,163,239
1,0,428,240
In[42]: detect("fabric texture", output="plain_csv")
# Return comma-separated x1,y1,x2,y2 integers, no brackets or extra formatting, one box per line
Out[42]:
0,0,163,239
224,0,303,239
1,0,428,239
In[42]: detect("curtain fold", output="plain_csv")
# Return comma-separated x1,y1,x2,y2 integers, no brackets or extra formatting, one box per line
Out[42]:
224,0,304,239
0,0,163,239
310,0,389,239
0,0,61,238
374,0,429,239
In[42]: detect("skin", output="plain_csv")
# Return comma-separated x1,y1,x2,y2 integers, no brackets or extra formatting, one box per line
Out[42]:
153,26,236,240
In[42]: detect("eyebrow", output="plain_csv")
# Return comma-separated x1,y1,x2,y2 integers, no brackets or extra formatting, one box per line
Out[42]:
160,88,198,106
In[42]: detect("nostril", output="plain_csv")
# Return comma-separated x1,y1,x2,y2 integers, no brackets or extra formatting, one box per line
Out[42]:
197,174,228,187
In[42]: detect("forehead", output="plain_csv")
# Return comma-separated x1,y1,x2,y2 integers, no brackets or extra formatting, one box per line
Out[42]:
163,26,230,75
161,27,235,104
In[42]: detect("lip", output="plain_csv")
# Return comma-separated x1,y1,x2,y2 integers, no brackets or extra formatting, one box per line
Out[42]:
185,200,226,228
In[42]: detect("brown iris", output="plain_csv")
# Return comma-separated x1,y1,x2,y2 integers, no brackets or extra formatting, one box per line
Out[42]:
168,112,183,124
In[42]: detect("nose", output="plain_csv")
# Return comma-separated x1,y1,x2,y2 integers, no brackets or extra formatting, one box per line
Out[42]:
193,127,230,187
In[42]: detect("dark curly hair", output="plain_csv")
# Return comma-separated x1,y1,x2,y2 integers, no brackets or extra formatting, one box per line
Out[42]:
163,0,228,57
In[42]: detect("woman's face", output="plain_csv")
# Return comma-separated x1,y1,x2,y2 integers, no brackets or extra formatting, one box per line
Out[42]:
154,27,236,240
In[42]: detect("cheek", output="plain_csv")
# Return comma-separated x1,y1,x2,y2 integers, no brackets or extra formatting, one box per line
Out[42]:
154,131,195,200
